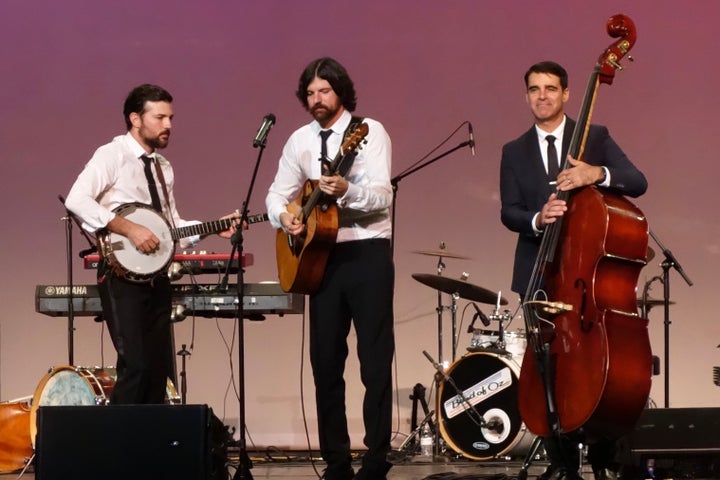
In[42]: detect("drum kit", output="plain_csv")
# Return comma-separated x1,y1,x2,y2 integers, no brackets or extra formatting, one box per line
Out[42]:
406,245,535,461
0,365,180,474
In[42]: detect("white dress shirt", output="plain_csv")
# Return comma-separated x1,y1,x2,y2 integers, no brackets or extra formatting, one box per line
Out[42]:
65,132,199,247
266,109,393,243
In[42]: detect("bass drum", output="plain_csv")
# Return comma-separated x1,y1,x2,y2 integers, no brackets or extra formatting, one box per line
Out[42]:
30,366,180,445
438,352,533,460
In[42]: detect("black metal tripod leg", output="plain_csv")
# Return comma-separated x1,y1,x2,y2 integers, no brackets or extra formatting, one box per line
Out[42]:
517,435,544,480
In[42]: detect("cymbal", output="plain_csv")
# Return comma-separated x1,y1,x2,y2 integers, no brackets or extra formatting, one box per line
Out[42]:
411,249,470,260
647,246,656,262
637,297,676,308
412,273,507,305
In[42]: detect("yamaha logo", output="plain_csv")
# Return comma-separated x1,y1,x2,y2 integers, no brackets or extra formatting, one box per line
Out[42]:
472,441,490,450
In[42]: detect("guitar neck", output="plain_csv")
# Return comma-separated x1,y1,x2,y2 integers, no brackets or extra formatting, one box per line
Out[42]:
171,212,268,240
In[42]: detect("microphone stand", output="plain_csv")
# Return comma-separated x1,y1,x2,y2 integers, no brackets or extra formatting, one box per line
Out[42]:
648,229,693,408
227,136,268,480
60,197,76,366
57,195,97,365
389,124,472,257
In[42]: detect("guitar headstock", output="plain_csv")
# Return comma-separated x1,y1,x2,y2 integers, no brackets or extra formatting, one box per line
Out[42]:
597,14,637,85
341,122,369,156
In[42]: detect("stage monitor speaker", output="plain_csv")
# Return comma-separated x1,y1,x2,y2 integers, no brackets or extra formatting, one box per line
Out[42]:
35,404,228,480
621,407,720,479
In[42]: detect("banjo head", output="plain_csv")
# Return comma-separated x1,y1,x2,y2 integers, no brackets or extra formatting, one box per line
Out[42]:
99,203,176,283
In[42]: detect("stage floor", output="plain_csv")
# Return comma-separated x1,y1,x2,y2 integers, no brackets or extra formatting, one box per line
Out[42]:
1,458,552,480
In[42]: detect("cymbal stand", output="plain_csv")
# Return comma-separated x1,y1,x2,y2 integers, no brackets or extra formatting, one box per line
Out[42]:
433,254,447,366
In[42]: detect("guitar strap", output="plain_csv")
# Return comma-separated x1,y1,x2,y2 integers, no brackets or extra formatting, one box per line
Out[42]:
152,156,177,229
335,115,365,177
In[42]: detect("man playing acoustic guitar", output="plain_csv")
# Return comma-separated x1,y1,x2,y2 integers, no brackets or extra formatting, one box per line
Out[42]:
65,84,239,405
266,57,395,480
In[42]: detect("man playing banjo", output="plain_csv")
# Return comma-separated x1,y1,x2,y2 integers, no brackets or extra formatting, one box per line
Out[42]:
65,84,239,404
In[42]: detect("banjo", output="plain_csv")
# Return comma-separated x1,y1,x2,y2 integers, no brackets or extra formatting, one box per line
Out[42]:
97,202,267,283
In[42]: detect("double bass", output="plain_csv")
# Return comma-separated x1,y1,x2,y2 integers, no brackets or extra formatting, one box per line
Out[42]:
518,14,652,442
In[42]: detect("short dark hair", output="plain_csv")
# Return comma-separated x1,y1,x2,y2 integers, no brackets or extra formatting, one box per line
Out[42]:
524,61,569,90
295,57,357,111
123,84,173,130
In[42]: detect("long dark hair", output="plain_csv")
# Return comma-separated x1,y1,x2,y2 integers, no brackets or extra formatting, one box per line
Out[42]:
295,57,357,111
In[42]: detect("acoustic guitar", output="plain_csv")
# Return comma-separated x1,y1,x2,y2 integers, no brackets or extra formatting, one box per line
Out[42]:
275,122,369,294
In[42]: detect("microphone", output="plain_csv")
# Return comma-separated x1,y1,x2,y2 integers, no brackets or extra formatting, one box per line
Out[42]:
252,113,276,148
472,302,491,327
468,122,475,156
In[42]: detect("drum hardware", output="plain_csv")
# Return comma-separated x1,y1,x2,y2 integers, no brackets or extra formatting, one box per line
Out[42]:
177,344,191,404
412,271,507,365
411,247,471,260
394,408,436,459
468,294,519,357
516,436,545,480
636,296,675,310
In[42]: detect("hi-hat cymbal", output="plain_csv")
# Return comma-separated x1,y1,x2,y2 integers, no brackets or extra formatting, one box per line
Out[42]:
411,249,470,260
412,273,507,305
637,297,676,308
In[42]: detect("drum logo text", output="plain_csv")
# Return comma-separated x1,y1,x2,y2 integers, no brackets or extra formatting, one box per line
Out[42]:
443,367,512,419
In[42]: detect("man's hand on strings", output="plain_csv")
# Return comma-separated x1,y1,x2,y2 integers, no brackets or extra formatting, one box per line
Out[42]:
318,174,348,197
217,211,247,239
280,211,306,236
536,193,567,229
556,156,606,192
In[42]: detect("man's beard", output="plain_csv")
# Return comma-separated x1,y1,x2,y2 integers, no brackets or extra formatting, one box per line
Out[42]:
144,131,170,150
310,104,339,123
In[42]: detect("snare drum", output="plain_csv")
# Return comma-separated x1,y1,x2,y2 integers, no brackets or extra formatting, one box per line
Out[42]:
438,352,533,460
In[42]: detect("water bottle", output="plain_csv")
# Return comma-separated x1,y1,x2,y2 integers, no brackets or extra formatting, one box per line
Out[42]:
645,458,655,479
419,423,433,457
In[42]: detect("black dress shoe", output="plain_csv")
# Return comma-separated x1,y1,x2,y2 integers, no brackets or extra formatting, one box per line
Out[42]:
539,467,583,480
322,466,355,480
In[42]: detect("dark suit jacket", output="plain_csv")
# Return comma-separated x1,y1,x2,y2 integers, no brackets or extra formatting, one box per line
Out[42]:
500,117,647,295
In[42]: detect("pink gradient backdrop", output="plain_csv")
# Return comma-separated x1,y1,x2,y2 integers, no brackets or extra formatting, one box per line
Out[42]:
1,1,718,448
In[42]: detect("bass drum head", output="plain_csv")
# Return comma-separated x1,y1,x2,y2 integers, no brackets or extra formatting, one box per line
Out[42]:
438,352,531,460
29,366,115,446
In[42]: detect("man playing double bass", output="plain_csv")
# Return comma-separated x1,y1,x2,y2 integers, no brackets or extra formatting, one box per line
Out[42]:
499,61,647,480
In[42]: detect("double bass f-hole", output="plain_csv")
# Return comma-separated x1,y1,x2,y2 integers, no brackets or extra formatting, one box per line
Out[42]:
573,278,591,332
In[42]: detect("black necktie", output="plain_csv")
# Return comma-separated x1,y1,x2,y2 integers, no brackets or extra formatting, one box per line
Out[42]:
141,155,162,212
546,135,559,181
319,129,333,175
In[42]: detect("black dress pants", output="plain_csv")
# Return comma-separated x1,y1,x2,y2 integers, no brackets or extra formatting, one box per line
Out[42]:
309,239,395,478
97,263,175,404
